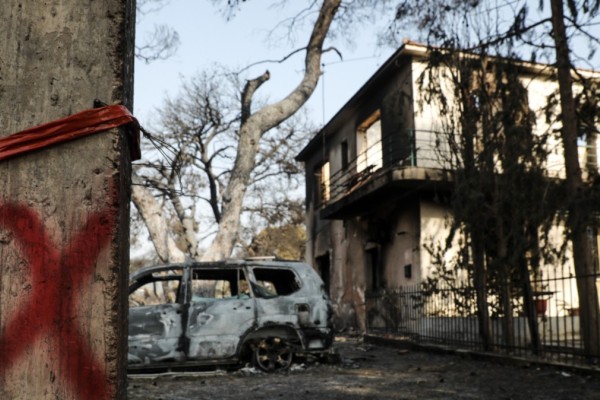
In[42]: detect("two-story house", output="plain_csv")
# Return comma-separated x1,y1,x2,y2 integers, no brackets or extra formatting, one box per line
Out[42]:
296,40,600,331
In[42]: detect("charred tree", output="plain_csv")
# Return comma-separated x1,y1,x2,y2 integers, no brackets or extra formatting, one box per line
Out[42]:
550,0,600,360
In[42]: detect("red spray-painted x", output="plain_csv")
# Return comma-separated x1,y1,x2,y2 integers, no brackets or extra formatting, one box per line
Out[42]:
0,202,114,399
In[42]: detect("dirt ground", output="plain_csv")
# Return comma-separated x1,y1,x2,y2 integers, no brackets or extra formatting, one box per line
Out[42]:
127,336,600,400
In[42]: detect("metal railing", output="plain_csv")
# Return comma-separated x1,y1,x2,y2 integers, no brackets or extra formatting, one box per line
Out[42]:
325,130,453,205
322,129,597,207
366,272,600,366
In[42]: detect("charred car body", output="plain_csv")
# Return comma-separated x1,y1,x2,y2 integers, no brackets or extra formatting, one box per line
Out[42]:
128,260,333,372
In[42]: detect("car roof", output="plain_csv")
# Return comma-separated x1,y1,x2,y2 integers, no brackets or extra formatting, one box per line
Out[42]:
129,259,309,282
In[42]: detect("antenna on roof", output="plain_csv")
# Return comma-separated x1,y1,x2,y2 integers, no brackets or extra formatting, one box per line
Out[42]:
321,62,326,125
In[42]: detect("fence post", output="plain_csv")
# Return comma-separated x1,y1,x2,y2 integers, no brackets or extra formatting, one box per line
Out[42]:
0,1,135,399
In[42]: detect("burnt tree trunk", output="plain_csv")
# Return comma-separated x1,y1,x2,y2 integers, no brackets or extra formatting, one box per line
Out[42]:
550,0,600,361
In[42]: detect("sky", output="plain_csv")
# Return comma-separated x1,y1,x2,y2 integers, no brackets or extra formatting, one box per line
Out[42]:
133,1,396,129
133,1,600,131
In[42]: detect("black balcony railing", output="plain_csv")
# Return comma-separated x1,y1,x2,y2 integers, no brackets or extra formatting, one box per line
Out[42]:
321,129,596,207
324,130,453,206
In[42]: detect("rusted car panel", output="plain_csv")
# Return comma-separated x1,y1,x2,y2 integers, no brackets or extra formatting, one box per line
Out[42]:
128,304,184,364
251,266,332,351
128,260,333,372
128,265,185,365
186,297,255,359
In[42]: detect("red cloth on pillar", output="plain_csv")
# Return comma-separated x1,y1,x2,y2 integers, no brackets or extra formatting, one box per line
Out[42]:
0,105,141,162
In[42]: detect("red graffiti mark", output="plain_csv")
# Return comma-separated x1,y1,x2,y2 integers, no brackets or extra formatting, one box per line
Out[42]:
0,203,114,399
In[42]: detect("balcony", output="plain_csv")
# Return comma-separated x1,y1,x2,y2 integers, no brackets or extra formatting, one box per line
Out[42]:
319,129,597,220
320,130,453,219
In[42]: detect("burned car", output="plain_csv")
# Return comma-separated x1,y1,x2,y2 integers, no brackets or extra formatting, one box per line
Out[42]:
128,259,333,372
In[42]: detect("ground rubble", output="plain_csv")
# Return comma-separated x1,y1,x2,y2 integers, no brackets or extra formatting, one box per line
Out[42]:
128,335,600,400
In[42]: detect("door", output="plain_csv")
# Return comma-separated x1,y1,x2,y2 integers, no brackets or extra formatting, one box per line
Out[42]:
128,267,185,365
186,267,256,360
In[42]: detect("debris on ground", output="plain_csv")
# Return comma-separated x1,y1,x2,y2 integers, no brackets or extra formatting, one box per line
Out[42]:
128,336,600,400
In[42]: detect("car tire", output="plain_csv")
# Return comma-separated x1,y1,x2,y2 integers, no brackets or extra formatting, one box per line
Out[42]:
253,337,293,372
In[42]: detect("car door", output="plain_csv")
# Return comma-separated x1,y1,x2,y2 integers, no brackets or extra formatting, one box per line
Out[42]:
186,266,256,360
249,266,304,327
128,266,186,365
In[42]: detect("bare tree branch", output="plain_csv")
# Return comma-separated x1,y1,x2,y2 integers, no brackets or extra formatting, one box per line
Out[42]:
241,70,271,124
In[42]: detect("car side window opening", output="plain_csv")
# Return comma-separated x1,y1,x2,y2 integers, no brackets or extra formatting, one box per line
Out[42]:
191,268,250,302
250,268,301,298
129,270,182,308
238,275,251,299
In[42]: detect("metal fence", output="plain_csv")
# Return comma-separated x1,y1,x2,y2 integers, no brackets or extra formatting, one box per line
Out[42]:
366,272,600,366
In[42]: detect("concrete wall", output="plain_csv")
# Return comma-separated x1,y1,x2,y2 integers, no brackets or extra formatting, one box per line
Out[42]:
412,59,596,176
412,59,456,135
381,202,421,286
0,1,135,399
303,60,423,331
306,200,425,331
398,316,581,346
303,54,599,333
419,199,462,282
329,219,366,330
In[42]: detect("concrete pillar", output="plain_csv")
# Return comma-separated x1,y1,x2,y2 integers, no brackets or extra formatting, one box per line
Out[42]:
0,1,135,399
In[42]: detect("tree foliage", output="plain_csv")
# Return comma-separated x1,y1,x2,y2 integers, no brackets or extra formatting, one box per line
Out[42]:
391,0,600,353
245,224,307,260
418,44,559,349
135,0,180,63
132,67,313,262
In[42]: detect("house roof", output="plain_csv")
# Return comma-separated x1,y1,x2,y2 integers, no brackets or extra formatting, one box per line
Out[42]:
295,39,600,163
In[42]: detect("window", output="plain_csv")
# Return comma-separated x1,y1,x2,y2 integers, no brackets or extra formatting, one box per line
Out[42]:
356,110,383,173
365,246,383,293
129,270,182,307
404,264,412,279
579,132,598,172
251,267,301,298
341,140,349,171
191,268,249,301
314,161,330,206
320,161,330,202
316,254,331,295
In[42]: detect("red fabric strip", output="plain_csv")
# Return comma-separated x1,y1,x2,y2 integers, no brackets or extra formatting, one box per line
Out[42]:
0,105,141,162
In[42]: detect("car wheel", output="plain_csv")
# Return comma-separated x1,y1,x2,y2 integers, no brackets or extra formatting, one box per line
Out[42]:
253,337,293,372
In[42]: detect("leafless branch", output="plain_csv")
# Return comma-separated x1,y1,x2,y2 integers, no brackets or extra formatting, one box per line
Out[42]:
137,0,170,15
241,70,271,124
136,24,180,64
237,48,307,75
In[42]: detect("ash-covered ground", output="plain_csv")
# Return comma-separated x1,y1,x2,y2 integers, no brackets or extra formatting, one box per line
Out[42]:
128,336,600,400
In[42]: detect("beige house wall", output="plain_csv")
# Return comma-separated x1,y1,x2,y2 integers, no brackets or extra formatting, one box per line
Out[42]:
419,200,458,281
381,203,421,287
309,201,426,330
302,52,599,331
311,218,368,330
